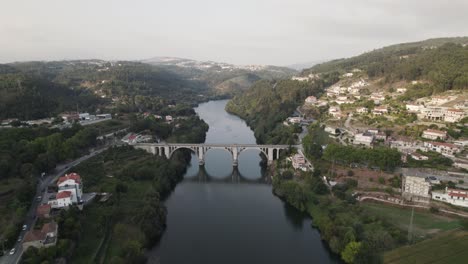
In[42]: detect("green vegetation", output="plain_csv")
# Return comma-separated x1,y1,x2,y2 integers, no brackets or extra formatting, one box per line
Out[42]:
273,172,406,264
322,144,402,171
384,230,468,264
405,151,453,170
0,125,99,248
307,38,468,94
226,73,339,144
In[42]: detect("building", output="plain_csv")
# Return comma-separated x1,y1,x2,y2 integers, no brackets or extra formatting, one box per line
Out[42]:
422,129,447,140
324,126,340,136
432,187,468,208
445,109,466,123
372,106,389,115
36,204,51,219
396,88,407,93
305,96,317,104
328,107,341,118
420,107,445,121
356,107,368,114
57,173,83,204
402,175,431,203
423,141,460,156
353,132,374,147
291,154,307,171
60,112,79,123
165,115,173,122
48,191,73,209
22,222,58,251
410,152,429,161
375,132,387,141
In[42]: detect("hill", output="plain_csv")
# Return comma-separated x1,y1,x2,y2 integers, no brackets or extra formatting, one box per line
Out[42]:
304,37,468,93
142,56,297,95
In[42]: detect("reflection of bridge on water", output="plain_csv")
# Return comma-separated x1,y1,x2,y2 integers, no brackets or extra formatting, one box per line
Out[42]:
184,166,270,184
135,143,292,166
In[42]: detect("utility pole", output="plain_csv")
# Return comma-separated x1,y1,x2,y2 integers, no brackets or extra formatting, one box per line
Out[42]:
408,207,414,244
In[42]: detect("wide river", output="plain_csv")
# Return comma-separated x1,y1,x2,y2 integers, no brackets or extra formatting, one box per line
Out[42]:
149,100,338,264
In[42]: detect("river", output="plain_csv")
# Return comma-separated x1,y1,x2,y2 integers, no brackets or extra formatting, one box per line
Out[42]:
148,100,338,264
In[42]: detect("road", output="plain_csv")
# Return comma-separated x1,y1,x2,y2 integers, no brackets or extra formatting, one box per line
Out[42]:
0,146,110,264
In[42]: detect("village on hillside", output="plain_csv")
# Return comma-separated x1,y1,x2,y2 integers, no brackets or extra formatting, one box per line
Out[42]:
285,70,468,212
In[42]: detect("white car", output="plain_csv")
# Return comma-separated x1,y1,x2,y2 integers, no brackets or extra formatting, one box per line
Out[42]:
9,248,16,255
17,236,22,242
22,224,27,231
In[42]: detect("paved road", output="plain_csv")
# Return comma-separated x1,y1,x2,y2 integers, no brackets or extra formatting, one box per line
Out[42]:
0,146,110,264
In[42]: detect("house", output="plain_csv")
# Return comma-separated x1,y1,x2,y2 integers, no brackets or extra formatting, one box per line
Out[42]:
372,106,389,115
432,187,468,208
375,132,387,141
356,107,368,114
165,115,173,122
396,88,407,93
291,154,307,171
287,117,302,124
367,129,379,135
423,141,460,156
422,129,447,140
36,204,51,219
60,112,79,123
57,173,83,203
305,96,317,104
370,93,385,104
353,132,374,147
420,107,445,121
22,221,58,251
445,109,466,123
402,175,431,203
343,73,353,77
410,152,429,161
48,191,73,209
328,107,341,118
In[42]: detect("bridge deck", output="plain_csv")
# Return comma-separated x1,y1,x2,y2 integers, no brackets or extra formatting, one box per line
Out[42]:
135,143,291,148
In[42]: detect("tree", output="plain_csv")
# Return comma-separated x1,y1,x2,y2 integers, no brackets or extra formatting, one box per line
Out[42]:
341,241,362,264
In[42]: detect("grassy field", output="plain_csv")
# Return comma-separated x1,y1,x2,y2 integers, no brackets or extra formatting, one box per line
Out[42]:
363,203,461,240
384,230,468,264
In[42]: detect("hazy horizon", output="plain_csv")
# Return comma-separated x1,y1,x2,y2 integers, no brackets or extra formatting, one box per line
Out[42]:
1,0,468,66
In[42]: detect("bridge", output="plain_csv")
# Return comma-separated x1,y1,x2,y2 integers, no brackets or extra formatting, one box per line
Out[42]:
134,143,290,166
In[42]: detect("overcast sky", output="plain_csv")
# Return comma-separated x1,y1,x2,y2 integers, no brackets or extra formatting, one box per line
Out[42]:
1,0,468,66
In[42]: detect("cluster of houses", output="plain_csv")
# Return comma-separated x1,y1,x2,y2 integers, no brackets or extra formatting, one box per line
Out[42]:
60,112,112,125
22,172,86,251
402,173,468,208
143,112,173,122
406,103,467,123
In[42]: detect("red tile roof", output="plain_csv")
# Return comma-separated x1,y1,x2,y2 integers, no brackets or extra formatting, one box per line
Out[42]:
448,192,468,198
41,222,57,234
36,204,51,217
57,173,81,185
23,230,45,243
56,191,72,199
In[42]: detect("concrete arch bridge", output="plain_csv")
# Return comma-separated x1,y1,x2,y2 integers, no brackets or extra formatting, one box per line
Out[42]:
134,143,290,166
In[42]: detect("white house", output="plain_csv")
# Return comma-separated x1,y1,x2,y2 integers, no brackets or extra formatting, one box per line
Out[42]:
423,141,460,156
57,173,83,203
165,115,173,122
402,175,431,203
445,109,466,123
48,191,73,209
305,96,317,104
328,107,341,118
291,154,307,171
422,129,447,140
410,152,429,161
396,88,407,93
373,106,389,116
353,133,374,147
432,188,468,208
356,107,368,114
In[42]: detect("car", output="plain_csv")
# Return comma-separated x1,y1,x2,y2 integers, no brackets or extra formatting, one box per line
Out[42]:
17,236,22,242
22,224,27,231
9,248,16,255
36,196,42,201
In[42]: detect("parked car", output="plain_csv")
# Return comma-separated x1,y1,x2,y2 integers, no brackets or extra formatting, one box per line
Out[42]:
9,248,16,255
22,224,27,231
17,236,22,242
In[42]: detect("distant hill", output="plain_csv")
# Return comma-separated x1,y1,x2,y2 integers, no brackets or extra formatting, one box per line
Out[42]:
286,60,325,71
142,56,297,95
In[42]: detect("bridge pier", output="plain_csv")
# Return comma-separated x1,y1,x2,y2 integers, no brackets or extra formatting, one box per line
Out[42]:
198,146,205,166
232,147,238,167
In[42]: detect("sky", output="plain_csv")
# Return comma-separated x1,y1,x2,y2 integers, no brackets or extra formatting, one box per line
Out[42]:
1,0,468,66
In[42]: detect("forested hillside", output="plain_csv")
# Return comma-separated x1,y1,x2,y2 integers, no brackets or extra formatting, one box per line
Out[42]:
226,72,339,144
0,70,102,120
305,38,468,93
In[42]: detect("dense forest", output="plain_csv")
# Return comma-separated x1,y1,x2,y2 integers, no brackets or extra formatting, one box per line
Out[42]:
226,72,340,144
0,67,102,120
305,38,468,94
